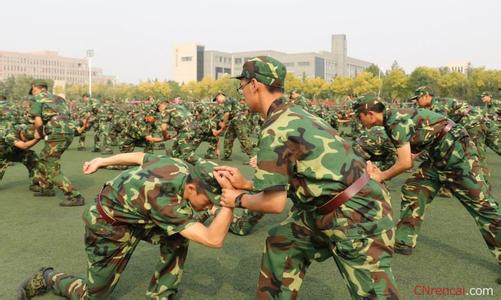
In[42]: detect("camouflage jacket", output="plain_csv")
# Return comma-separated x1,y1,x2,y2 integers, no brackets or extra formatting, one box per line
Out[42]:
98,154,197,235
160,104,194,132
382,108,467,156
253,97,367,205
353,126,396,162
30,91,76,134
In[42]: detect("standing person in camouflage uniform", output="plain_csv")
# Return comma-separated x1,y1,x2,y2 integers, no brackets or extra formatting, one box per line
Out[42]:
17,152,236,299
217,57,399,299
158,100,201,164
76,93,99,151
93,98,113,154
221,97,255,161
352,95,500,283
30,80,85,206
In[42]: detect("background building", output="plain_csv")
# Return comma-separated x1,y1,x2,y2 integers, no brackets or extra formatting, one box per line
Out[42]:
0,50,115,85
446,61,471,75
172,34,373,84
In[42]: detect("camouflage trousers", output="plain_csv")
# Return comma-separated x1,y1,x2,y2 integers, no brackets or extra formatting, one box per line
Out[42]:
257,181,399,299
0,148,39,185
118,136,154,154
94,120,112,152
229,209,265,236
396,135,501,264
49,205,189,300
168,130,201,165
78,132,86,148
199,132,219,159
35,134,80,197
223,122,254,159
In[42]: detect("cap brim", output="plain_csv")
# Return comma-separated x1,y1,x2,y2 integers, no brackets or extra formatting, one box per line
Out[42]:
206,190,221,205
232,75,245,80
408,96,418,101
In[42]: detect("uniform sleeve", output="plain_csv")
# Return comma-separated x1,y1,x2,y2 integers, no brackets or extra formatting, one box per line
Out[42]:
386,112,414,147
149,194,198,236
252,127,290,192
30,99,42,117
143,153,161,164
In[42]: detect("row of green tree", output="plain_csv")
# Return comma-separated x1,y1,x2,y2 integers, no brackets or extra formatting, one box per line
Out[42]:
1,65,500,104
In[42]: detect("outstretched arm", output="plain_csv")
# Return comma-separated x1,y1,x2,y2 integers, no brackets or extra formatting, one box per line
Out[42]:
83,152,146,174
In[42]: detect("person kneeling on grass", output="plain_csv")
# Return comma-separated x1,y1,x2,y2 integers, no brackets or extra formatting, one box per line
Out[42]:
17,152,234,300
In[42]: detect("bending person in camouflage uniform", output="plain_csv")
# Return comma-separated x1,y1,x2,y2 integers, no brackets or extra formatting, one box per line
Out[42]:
217,57,399,299
18,152,235,300
0,123,42,190
353,95,500,283
30,80,85,206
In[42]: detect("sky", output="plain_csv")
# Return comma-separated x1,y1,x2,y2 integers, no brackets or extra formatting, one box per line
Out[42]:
1,0,499,83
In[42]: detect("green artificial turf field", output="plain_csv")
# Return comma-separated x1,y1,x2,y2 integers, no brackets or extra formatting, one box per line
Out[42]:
1,136,499,299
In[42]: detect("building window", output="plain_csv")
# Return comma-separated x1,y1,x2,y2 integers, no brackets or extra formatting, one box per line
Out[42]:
181,56,192,62
235,58,242,64
298,61,310,66
284,62,295,67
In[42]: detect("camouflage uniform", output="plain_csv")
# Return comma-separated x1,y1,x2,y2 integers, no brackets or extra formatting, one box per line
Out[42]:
95,99,113,153
160,104,201,164
352,126,396,171
195,102,224,159
379,107,500,262
31,91,82,200
0,125,40,184
253,97,398,299
38,154,221,299
222,98,254,160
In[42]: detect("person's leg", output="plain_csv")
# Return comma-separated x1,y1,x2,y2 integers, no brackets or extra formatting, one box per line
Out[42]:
235,123,255,157
332,229,399,299
395,161,441,250
146,234,190,299
45,136,81,198
229,209,265,236
445,138,500,264
256,211,331,299
223,125,236,160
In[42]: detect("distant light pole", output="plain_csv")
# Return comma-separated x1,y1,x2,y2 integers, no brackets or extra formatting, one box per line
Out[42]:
86,49,94,97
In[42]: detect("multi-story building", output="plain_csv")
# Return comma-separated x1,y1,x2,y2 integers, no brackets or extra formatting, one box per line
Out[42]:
172,34,373,84
0,50,115,85
446,61,471,75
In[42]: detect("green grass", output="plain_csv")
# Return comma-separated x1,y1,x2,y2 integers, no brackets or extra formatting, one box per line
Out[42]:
1,136,500,299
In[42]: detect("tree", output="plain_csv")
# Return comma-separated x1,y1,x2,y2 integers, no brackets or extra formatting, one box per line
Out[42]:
365,64,383,79
408,67,440,92
351,72,381,96
382,68,409,100
330,76,353,96
302,77,329,99
437,71,468,99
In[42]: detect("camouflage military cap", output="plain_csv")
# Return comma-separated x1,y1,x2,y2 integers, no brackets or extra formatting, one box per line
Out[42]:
189,159,222,205
31,79,48,89
480,91,492,98
409,86,433,100
352,94,384,114
234,56,286,89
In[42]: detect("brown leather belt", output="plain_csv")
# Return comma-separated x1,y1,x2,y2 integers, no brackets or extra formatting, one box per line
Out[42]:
435,120,455,142
317,173,370,215
95,193,121,225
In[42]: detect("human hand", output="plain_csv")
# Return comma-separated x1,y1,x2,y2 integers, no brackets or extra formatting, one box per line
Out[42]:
248,155,257,169
214,166,249,190
366,161,384,183
220,189,246,208
83,157,105,174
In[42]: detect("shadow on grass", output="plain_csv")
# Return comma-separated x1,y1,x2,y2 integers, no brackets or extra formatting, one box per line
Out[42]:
418,235,497,271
